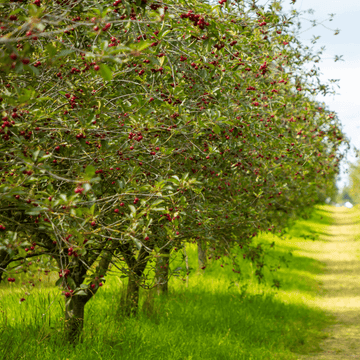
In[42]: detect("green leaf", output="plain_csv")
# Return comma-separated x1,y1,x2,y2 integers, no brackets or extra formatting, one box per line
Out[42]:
213,124,221,134
33,149,41,161
76,290,88,296
100,64,113,81
151,199,164,206
28,65,39,76
55,277,63,287
129,205,136,214
133,238,142,250
54,49,75,59
66,276,76,290
46,43,57,57
85,165,96,177
90,177,101,183
130,40,151,52
25,208,46,216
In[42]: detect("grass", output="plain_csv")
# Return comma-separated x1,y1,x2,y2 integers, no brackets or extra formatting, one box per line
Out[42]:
0,205,337,360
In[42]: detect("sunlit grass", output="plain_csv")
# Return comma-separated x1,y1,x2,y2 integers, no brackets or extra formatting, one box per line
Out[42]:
0,205,338,359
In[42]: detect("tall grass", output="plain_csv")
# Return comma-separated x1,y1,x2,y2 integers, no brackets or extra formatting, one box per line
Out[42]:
0,205,337,359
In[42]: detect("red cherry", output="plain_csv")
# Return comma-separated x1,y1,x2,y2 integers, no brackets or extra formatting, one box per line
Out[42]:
91,221,96,227
114,209,119,213
94,65,100,71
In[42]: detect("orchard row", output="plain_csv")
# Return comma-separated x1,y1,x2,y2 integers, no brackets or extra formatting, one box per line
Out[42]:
0,0,348,342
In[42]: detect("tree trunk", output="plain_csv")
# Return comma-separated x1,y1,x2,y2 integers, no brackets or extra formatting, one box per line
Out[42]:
155,247,170,295
120,244,151,317
183,244,189,287
0,249,10,283
125,275,140,317
63,244,114,343
64,295,87,343
197,241,207,269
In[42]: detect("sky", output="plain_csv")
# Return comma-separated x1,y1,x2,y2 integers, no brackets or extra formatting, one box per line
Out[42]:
255,0,360,190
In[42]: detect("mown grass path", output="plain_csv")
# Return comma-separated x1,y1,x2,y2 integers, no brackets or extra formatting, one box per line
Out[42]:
297,206,360,359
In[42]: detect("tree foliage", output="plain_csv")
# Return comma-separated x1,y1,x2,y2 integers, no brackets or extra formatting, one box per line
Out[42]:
0,0,349,341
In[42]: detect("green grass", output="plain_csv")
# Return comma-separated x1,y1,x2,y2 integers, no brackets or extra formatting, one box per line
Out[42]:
0,205,337,360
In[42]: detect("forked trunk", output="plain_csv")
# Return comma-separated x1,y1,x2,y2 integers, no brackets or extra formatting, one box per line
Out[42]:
65,295,87,343
120,244,151,317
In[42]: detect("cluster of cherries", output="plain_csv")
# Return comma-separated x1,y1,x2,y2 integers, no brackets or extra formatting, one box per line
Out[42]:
180,11,210,30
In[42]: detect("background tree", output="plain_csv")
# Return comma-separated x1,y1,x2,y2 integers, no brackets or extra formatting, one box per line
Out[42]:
346,160,360,204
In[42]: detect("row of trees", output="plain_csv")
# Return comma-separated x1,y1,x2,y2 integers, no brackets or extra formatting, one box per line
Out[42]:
336,158,360,204
0,0,348,342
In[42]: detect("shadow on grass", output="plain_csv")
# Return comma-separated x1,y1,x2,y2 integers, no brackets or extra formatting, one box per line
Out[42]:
0,285,336,360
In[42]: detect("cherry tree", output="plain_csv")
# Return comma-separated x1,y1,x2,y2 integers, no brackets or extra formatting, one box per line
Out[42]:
0,0,348,341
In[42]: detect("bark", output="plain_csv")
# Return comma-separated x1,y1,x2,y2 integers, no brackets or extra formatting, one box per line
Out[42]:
0,249,9,283
63,245,114,342
197,241,207,269
125,275,140,317
183,245,189,288
65,295,87,343
155,247,170,295
121,245,150,317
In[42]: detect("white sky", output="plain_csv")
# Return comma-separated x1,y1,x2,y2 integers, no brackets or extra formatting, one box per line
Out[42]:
256,0,360,189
